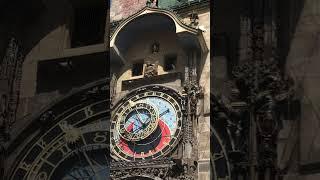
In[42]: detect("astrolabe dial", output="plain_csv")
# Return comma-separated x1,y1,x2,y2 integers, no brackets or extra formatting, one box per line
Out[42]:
111,88,183,161
116,100,159,142
10,99,110,180
54,121,109,180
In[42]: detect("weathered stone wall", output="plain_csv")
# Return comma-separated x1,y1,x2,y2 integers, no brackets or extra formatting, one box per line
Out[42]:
284,0,320,179
110,4,210,178
15,0,108,136
4,1,76,175
110,0,147,21
115,30,187,93
194,10,211,180
18,0,73,120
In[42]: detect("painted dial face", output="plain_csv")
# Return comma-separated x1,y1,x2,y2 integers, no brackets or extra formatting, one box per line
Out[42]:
116,101,159,141
111,90,183,161
10,100,110,180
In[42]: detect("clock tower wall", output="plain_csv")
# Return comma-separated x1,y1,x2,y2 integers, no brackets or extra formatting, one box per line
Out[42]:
110,4,210,179
110,0,147,21
114,31,186,93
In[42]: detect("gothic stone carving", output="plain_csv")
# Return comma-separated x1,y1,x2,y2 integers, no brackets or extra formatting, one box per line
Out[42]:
188,11,199,27
144,46,159,78
0,37,24,143
146,0,158,8
182,82,203,145
151,42,160,54
111,159,197,180
176,163,197,180
211,93,248,163
111,159,173,179
144,63,158,78
233,60,294,170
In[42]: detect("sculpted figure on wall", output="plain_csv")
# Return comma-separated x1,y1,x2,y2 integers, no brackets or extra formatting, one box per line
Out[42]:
144,62,158,77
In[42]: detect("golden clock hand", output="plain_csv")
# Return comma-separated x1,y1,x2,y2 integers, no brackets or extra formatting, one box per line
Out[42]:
159,108,170,117
127,119,142,129
134,111,145,126
138,110,153,126
129,101,146,126
143,108,168,125
143,108,169,132
129,124,143,134
132,123,146,133
126,116,145,130
140,109,169,138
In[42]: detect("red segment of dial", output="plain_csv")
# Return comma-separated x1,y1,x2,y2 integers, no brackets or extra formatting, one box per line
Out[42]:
118,119,171,158
155,120,171,151
119,138,131,152
126,122,134,132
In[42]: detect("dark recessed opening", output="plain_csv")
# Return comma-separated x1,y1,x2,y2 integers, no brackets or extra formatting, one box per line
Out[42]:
132,61,144,77
164,54,177,71
36,52,108,93
71,1,106,48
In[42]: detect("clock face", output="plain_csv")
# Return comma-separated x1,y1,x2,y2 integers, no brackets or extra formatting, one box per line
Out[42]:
111,89,183,161
116,101,159,142
51,119,109,180
10,82,110,180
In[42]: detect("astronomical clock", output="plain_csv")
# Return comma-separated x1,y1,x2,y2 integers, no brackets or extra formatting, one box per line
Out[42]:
110,85,187,179
8,80,109,180
109,4,212,180
110,86,183,161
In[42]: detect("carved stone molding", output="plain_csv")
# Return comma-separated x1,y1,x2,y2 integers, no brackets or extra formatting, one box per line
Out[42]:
188,11,199,27
111,159,196,180
232,59,294,176
146,0,158,8
0,37,24,144
144,63,158,78
111,159,173,179
182,81,202,145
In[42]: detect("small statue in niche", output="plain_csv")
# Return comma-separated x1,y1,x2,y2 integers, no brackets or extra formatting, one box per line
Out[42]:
144,55,158,78
146,0,158,7
151,42,160,54
143,42,160,77
188,11,199,27
144,62,158,78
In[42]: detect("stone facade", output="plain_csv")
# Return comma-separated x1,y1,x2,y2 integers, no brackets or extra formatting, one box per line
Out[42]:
110,0,146,21
110,1,210,179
